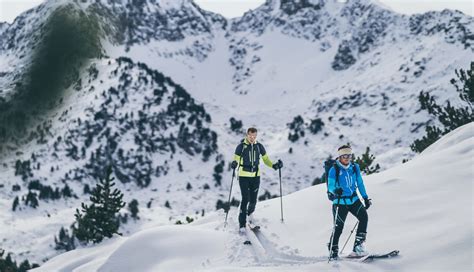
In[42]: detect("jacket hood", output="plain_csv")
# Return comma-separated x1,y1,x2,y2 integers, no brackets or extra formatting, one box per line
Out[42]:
242,138,258,145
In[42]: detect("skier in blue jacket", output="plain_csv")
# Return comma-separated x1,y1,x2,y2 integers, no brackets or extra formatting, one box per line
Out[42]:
327,145,372,259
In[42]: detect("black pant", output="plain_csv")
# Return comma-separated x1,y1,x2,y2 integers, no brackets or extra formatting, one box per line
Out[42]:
330,199,368,246
238,176,260,227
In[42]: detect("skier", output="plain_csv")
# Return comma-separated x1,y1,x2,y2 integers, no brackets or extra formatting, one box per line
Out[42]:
231,127,283,234
327,145,372,259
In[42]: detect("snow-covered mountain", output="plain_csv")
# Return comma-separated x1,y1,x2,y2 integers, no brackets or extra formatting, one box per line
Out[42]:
31,122,474,271
103,0,473,171
0,0,472,266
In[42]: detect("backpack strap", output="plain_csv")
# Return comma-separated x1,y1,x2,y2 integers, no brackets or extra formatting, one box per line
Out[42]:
333,163,342,205
236,143,246,179
254,144,261,177
352,163,359,189
333,162,340,187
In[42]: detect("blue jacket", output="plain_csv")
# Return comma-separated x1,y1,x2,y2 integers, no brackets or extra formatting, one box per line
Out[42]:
328,161,368,205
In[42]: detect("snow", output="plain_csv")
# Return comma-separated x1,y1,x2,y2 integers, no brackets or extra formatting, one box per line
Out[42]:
32,122,474,271
421,123,474,155
158,0,188,10
0,0,472,267
104,7,473,181
108,21,473,200
369,0,396,13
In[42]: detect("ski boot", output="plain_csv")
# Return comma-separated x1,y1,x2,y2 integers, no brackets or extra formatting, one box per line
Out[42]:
239,223,246,235
351,232,368,257
328,243,339,260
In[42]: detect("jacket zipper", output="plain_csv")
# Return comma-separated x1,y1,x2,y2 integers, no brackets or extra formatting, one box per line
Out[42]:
251,144,254,172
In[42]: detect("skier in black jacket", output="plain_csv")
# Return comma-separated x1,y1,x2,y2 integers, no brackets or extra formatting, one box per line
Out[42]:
231,127,282,233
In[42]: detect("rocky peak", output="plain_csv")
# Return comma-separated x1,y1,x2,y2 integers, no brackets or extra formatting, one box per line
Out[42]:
85,0,226,48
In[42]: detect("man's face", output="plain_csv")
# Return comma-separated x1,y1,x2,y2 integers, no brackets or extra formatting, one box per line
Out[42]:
339,154,351,165
247,132,257,143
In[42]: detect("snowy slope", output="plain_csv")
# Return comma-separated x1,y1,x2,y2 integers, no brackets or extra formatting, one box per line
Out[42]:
32,122,474,271
0,56,224,264
0,0,473,267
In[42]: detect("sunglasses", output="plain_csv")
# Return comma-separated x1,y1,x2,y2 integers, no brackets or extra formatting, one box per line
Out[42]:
340,154,352,159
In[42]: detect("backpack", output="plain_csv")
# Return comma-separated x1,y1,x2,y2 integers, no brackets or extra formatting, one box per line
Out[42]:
323,159,339,201
323,159,359,201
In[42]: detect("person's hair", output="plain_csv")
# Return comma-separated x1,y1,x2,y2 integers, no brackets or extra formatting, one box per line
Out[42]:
338,144,351,151
247,127,258,134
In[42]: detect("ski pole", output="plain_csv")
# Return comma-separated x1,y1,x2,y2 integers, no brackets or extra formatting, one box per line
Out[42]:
224,168,236,228
328,205,339,262
278,164,284,223
340,221,358,254
328,197,340,262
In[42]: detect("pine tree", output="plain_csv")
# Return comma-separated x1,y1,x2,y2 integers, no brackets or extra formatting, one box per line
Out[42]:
412,62,473,152
229,117,243,133
128,199,139,220
54,227,76,252
18,259,38,272
25,191,39,208
287,115,305,142
83,184,91,194
12,196,19,211
73,166,126,244
355,147,381,175
61,184,73,198
0,249,39,272
308,118,324,134
0,250,15,272
213,160,224,186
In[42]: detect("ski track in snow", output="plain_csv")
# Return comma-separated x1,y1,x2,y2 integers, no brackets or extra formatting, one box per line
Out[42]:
225,217,398,269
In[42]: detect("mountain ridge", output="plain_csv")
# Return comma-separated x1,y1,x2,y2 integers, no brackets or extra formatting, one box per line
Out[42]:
0,0,472,266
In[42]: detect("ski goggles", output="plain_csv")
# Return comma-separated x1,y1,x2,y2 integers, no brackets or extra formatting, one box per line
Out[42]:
339,154,352,159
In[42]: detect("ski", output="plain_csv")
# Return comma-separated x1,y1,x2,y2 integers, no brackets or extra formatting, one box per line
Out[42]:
343,252,367,259
341,250,400,262
244,224,267,261
361,250,400,262
240,220,260,245
248,222,260,231
242,222,259,244
241,228,251,245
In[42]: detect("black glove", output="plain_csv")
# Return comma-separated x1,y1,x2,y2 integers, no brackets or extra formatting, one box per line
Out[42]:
277,160,283,169
363,198,372,210
231,161,238,170
327,192,336,201
272,159,283,170
327,188,343,201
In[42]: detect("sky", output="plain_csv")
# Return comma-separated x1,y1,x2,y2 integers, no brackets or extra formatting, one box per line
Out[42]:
0,0,472,23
